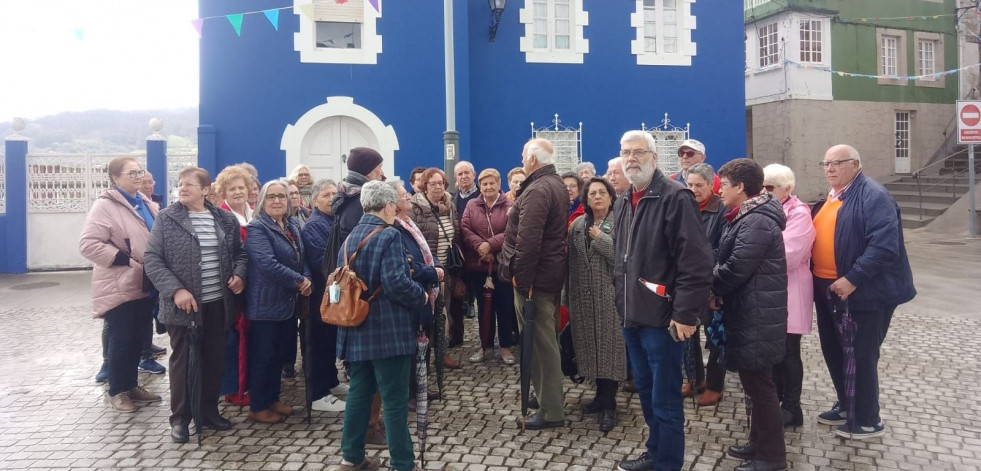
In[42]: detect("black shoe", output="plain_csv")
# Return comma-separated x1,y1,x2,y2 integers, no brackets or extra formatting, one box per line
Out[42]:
281,366,296,379
582,399,603,414
527,397,539,409
149,343,167,357
617,451,655,471
518,414,563,430
427,390,441,402
623,380,637,393
781,406,803,428
734,460,787,471
727,443,757,460
171,425,189,444
599,408,617,432
202,414,233,431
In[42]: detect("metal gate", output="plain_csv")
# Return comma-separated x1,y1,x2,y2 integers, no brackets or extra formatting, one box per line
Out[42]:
531,114,583,175
642,113,690,175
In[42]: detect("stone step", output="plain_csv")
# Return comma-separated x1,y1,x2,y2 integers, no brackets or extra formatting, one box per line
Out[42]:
896,201,951,218
888,190,962,205
895,175,973,185
884,181,970,194
901,214,932,229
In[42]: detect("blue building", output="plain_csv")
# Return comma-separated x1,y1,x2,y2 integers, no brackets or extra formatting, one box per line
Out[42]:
198,0,746,183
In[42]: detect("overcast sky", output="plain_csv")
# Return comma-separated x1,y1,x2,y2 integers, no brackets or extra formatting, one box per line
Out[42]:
0,0,199,121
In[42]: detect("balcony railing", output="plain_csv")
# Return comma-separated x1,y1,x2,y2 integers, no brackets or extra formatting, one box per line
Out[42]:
745,0,774,10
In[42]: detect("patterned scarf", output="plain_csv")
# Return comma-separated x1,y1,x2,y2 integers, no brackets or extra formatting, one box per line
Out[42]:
394,217,439,308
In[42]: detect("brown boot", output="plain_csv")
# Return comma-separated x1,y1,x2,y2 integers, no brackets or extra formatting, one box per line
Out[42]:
681,382,706,398
106,391,137,413
443,355,461,369
248,409,284,423
270,401,295,416
697,389,723,407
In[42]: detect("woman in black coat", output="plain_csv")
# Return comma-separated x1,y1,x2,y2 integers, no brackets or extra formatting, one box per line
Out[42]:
712,159,788,471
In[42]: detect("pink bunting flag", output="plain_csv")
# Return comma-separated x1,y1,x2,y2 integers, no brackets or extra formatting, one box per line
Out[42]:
227,13,244,36
190,19,204,38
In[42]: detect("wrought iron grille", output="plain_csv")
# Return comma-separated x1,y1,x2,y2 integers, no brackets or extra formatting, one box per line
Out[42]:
531,114,583,176
27,154,147,213
167,151,198,198
642,113,690,175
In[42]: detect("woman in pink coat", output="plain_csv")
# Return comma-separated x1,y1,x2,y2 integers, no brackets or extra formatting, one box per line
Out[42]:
79,157,161,414
763,163,816,428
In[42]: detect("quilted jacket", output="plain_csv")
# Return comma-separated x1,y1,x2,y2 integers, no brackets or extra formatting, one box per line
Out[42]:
245,213,309,321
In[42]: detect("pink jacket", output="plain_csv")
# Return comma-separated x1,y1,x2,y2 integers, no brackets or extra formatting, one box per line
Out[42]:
79,190,159,317
781,195,816,334
461,193,512,273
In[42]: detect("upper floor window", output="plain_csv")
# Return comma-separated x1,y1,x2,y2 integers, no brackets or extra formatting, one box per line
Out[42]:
799,20,823,63
913,31,944,88
917,39,936,77
294,0,382,64
881,35,898,76
519,0,589,64
631,0,696,66
758,23,778,67
876,28,907,86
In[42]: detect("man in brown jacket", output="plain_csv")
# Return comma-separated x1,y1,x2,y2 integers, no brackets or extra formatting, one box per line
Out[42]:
500,138,569,430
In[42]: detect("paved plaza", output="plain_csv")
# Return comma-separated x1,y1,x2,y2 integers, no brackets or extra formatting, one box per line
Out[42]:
0,230,980,471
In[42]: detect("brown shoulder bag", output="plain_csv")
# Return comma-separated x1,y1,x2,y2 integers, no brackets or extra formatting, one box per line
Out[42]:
320,225,387,327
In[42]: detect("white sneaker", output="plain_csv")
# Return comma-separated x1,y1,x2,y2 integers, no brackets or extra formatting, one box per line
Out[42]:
311,394,346,412
330,383,349,397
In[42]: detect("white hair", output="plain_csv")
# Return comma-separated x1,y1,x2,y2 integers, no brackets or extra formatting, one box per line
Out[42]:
527,139,555,166
255,179,292,220
607,157,622,170
360,180,398,213
576,162,595,174
454,161,475,174
619,130,658,155
828,144,863,168
763,163,796,193
289,164,311,182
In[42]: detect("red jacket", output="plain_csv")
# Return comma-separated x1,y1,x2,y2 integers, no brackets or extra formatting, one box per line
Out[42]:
460,192,512,274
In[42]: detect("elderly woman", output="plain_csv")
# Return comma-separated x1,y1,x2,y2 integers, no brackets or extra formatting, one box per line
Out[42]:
409,168,463,367
763,164,816,428
216,165,254,234
563,172,585,227
684,163,729,407
289,164,314,208
245,180,312,423
460,169,515,365
144,167,248,443
336,181,429,471
506,167,526,202
248,177,261,209
80,156,162,413
576,162,596,182
287,180,311,228
564,177,626,432
300,179,348,413
713,159,788,471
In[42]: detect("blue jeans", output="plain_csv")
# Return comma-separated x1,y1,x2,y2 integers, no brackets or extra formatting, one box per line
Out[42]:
623,326,685,470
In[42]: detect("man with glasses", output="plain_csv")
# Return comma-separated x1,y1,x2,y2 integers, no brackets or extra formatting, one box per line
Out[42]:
811,145,915,440
671,139,721,194
613,131,713,471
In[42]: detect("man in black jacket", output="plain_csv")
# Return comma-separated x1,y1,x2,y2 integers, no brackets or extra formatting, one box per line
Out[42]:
612,130,713,471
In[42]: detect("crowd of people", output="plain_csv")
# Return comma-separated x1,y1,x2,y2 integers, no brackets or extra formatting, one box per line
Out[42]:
79,133,915,471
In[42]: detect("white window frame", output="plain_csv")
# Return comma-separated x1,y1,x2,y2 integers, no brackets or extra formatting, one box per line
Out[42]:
913,31,945,88
876,28,907,86
294,0,382,65
757,22,779,68
799,19,823,64
895,111,911,173
882,36,898,76
518,0,589,64
630,0,697,66
917,39,935,76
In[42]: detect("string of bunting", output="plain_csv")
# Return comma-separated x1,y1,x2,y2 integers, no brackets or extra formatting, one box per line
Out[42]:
190,0,380,37
835,13,955,24
746,58,981,81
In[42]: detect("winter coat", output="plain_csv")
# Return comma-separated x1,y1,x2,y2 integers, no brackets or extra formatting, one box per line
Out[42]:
302,208,335,319
144,201,248,330
564,212,627,381
499,164,569,295
811,172,916,311
460,193,511,274
612,169,714,329
713,194,788,372
408,191,460,261
336,215,427,362
453,187,480,222
394,219,440,327
331,172,368,247
781,195,816,335
697,194,728,325
245,213,309,321
79,189,159,317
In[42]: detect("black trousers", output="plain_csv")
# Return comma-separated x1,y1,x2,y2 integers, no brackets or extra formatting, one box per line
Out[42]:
104,297,154,396
772,334,803,413
283,316,307,372
738,368,786,463
307,290,341,400
248,319,294,412
691,326,726,393
595,378,619,410
462,271,517,349
815,277,895,427
447,274,466,348
166,300,226,427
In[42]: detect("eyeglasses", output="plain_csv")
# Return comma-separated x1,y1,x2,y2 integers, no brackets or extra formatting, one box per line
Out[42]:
763,184,775,192
678,150,699,158
126,170,146,179
265,193,288,201
288,191,301,196
619,149,652,158
427,181,446,187
565,185,579,191
819,159,856,169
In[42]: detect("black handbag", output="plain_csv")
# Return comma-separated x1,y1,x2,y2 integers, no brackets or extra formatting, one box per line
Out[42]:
432,207,465,274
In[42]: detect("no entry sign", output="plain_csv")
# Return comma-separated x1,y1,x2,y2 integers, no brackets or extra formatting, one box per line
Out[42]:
958,101,981,144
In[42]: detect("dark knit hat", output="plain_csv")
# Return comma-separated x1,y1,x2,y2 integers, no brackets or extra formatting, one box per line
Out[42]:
347,147,384,176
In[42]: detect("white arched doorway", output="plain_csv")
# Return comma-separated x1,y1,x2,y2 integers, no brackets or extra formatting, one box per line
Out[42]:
281,96,399,182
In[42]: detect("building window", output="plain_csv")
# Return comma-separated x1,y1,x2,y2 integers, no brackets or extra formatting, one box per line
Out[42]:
917,40,935,77
294,0,382,64
519,0,589,64
913,31,944,88
800,20,822,63
895,112,911,173
758,23,778,67
882,36,898,76
631,0,697,66
876,28,907,86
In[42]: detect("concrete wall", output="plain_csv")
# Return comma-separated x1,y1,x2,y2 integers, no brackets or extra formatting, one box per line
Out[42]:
750,100,954,202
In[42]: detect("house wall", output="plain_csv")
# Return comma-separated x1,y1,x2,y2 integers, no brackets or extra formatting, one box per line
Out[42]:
745,12,834,106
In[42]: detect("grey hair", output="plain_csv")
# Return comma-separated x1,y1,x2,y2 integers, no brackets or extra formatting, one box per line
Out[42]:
607,157,622,169
360,180,398,213
254,179,292,220
687,163,716,187
576,162,595,174
620,130,658,155
454,161,475,174
828,144,863,168
763,163,796,192
310,178,337,197
385,180,405,193
527,138,555,166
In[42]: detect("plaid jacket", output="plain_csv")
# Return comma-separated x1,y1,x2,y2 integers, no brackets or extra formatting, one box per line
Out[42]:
335,215,427,362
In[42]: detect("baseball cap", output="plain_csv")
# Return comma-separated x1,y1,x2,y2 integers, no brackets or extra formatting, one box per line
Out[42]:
678,139,705,155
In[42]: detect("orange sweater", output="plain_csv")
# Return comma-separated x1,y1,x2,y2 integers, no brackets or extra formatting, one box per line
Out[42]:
811,195,842,280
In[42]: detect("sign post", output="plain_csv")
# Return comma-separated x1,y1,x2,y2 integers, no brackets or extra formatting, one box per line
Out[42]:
956,101,979,237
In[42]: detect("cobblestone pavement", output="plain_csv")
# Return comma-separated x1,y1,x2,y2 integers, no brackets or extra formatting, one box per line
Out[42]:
0,231,980,471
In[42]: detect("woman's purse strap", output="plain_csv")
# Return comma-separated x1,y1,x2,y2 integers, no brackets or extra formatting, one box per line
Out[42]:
345,225,389,267
431,204,454,244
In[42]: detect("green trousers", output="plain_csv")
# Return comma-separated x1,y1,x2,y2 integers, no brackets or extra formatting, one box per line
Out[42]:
341,355,414,471
514,288,566,422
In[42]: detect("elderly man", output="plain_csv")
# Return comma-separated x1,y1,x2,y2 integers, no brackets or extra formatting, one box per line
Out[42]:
812,145,915,440
453,161,480,220
671,139,721,194
606,157,629,197
500,138,569,430
613,131,713,471
576,162,596,181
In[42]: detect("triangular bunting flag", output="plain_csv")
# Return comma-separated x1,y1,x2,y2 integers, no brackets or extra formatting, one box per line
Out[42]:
264,9,279,31
190,19,204,38
298,3,316,21
227,13,244,36
336,0,349,4
369,0,380,13
73,28,85,41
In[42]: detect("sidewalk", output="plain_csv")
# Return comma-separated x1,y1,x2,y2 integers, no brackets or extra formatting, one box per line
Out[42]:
0,231,978,470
